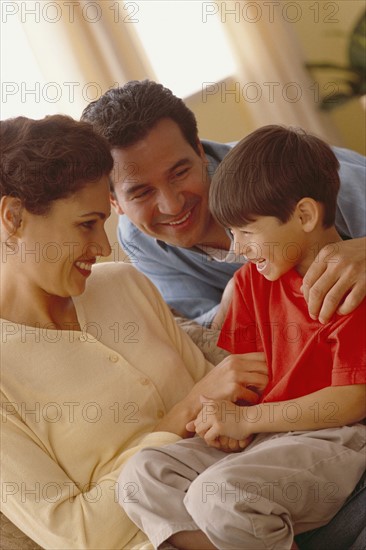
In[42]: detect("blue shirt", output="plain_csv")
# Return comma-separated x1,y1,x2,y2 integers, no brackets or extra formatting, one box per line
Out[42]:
118,140,366,323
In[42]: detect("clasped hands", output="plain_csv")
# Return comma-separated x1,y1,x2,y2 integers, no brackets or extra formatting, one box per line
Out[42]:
187,353,268,452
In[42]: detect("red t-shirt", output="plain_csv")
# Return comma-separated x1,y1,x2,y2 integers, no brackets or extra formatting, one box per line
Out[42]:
218,264,366,403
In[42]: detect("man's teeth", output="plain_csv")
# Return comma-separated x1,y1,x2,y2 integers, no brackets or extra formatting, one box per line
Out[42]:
75,261,92,271
168,211,191,225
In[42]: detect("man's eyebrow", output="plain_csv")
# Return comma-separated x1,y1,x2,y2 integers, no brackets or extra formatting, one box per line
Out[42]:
79,211,110,219
167,158,191,174
123,183,149,198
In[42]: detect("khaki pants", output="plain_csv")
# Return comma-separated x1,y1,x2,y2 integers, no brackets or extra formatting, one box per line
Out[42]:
118,425,366,550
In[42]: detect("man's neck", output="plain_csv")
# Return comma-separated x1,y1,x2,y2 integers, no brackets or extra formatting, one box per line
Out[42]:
197,221,231,251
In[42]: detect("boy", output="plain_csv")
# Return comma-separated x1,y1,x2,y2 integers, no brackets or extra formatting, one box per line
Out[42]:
118,126,366,550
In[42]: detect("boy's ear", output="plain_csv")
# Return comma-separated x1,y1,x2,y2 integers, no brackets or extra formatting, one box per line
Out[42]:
110,192,124,215
0,196,24,235
296,198,319,232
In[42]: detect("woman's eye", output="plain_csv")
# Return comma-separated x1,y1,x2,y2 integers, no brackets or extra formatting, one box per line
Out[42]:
80,221,95,229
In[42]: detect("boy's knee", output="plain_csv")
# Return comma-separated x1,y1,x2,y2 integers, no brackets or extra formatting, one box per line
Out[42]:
117,447,160,505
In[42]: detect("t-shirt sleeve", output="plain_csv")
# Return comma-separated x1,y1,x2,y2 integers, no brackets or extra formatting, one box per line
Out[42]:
217,266,261,354
327,300,366,386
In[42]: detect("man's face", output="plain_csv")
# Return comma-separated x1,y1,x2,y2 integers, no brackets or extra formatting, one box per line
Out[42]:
110,118,221,248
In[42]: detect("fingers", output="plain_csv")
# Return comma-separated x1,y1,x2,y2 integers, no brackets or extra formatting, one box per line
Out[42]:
304,270,365,324
307,279,343,324
185,420,195,432
302,239,366,323
337,279,366,316
236,387,260,405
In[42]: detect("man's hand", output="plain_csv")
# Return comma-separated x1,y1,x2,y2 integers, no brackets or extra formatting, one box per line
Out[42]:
302,237,366,324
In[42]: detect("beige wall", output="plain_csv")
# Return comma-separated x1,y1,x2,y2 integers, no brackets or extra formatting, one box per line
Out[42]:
188,1,365,153
293,0,365,154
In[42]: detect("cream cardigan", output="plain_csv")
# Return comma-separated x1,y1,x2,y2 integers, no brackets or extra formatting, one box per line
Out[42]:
1,262,212,549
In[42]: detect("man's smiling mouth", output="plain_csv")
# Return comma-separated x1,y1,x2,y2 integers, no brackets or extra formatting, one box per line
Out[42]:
162,210,193,226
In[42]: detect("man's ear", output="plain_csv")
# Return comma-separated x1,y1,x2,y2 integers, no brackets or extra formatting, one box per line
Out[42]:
0,196,24,235
110,192,124,215
196,138,208,164
296,198,320,232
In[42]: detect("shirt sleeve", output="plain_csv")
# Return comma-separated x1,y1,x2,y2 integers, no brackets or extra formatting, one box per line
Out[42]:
333,146,366,239
327,300,366,386
217,266,261,354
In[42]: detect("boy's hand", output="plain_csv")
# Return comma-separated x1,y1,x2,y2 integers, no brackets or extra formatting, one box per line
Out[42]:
186,396,253,448
302,237,366,324
213,434,253,453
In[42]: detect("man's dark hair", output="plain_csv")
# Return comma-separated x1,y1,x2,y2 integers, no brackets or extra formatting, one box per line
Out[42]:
209,125,340,229
0,115,113,215
81,80,200,154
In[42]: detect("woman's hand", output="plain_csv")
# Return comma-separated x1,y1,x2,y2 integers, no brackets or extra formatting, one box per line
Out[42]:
186,352,268,408
302,237,366,324
153,352,268,438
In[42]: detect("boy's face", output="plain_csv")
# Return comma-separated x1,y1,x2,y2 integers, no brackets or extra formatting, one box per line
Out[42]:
231,215,310,280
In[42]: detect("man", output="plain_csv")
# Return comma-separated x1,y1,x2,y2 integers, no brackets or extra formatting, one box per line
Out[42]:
82,80,365,329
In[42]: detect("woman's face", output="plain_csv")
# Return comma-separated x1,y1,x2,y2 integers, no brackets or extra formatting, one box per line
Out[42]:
14,176,112,298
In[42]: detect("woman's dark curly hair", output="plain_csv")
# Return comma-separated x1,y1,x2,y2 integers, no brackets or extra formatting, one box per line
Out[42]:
0,115,114,215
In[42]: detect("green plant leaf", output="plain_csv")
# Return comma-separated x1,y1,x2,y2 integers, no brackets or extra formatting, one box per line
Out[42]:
349,10,366,70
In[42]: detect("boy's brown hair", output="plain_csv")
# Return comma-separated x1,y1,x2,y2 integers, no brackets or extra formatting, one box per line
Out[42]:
209,125,340,229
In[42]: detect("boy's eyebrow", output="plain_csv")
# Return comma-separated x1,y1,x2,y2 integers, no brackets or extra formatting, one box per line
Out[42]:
123,158,192,197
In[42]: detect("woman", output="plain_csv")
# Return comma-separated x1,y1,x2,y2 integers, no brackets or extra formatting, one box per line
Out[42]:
0,115,267,549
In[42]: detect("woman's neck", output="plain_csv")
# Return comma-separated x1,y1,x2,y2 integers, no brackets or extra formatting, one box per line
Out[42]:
0,270,80,330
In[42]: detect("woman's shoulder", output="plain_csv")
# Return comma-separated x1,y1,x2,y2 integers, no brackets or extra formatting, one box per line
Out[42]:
82,261,160,304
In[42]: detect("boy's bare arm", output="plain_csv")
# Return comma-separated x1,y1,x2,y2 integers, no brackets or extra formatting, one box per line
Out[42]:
189,384,365,447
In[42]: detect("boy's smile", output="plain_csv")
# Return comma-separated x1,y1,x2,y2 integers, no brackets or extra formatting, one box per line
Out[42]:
231,214,310,280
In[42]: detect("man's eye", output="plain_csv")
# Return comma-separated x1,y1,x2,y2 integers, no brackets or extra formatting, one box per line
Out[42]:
175,168,189,178
132,188,153,200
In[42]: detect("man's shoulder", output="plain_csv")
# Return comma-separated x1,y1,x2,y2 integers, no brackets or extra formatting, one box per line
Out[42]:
118,215,203,261
332,145,366,167
201,139,234,164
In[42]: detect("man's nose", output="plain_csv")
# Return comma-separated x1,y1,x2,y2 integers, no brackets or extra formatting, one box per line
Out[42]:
157,187,185,215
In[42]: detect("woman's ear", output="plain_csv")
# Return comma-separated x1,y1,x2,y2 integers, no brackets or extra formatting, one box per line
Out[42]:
0,196,23,236
295,198,320,232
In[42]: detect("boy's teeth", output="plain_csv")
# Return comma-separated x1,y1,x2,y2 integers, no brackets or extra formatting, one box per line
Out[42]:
256,259,268,272
169,211,191,225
